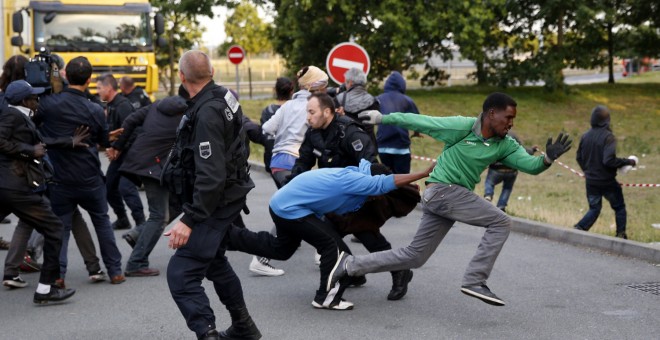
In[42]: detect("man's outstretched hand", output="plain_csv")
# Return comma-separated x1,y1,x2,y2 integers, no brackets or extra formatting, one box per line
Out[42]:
544,132,572,164
357,110,383,125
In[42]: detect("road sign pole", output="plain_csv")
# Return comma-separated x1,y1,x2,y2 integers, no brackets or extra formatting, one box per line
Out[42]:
235,64,239,96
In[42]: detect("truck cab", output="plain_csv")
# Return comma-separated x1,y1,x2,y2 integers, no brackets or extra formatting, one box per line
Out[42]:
2,0,164,96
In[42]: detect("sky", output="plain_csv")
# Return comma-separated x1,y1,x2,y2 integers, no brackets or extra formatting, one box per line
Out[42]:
198,5,273,48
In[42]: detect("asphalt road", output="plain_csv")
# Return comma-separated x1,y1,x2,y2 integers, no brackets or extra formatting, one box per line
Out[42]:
1,168,659,339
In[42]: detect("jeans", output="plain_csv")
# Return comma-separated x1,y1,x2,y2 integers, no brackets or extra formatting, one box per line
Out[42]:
106,154,145,224
49,181,123,278
4,206,100,277
379,153,411,174
347,183,511,287
484,168,518,209
167,199,247,338
228,207,352,302
576,181,627,234
0,188,63,284
126,177,169,272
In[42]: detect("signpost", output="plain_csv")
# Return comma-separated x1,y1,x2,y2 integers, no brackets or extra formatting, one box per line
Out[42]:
325,42,371,85
227,45,245,95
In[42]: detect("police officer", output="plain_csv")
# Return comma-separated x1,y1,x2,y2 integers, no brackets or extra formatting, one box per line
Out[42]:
99,73,145,230
162,50,261,340
288,92,414,301
119,76,152,109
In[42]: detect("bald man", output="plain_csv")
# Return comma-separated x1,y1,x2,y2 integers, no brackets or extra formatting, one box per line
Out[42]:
161,50,261,340
119,76,152,109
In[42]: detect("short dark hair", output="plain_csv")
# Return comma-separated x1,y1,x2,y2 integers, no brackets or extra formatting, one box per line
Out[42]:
120,76,135,87
0,55,28,92
482,92,517,113
96,73,118,91
308,92,335,113
370,163,392,176
274,77,294,101
65,56,93,86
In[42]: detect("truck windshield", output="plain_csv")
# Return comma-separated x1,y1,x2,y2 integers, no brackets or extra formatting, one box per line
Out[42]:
33,11,152,52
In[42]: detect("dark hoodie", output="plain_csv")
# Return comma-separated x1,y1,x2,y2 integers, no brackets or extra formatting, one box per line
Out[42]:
376,71,420,149
116,96,187,181
576,106,633,184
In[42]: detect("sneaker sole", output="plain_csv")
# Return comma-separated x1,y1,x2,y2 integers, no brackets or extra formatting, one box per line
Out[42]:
460,287,505,306
327,251,347,292
248,266,285,277
311,300,354,310
3,280,28,288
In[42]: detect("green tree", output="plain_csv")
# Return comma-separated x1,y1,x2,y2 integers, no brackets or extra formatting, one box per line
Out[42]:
150,0,242,95
224,1,273,65
269,0,451,86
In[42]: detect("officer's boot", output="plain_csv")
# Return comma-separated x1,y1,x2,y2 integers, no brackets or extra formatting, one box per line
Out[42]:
387,269,413,301
218,304,262,340
112,215,131,230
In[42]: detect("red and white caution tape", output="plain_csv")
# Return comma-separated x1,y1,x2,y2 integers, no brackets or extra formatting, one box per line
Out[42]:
411,154,436,163
412,153,659,188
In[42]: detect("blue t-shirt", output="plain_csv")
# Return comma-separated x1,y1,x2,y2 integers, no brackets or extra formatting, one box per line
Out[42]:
270,159,397,219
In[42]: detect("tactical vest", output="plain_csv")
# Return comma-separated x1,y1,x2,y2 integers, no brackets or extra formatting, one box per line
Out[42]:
161,85,250,205
308,115,364,168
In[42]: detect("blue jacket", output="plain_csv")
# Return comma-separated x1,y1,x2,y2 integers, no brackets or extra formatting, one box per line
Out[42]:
376,71,420,150
269,159,397,219
35,88,109,186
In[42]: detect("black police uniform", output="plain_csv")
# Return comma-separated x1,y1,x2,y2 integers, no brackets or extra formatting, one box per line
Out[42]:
290,114,377,179
105,94,145,226
289,115,394,256
123,85,152,110
162,82,256,338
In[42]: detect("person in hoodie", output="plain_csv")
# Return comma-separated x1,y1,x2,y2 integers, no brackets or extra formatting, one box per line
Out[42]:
111,96,188,277
574,105,636,239
336,68,379,148
376,71,421,174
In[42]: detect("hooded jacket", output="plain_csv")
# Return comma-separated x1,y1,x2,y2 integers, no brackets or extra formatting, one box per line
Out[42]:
116,96,187,181
376,71,420,150
576,109,633,184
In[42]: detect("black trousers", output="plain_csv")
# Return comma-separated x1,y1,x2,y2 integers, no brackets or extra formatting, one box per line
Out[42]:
167,199,247,338
228,207,352,302
0,187,62,284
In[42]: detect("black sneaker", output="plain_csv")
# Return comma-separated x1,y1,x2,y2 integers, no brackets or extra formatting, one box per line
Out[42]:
112,216,131,230
327,251,350,292
461,284,505,306
3,275,28,288
200,329,219,340
33,285,76,304
348,275,367,287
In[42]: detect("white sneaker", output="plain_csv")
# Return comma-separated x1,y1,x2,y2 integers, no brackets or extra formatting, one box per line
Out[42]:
311,299,354,310
314,252,321,265
89,270,107,283
249,256,284,276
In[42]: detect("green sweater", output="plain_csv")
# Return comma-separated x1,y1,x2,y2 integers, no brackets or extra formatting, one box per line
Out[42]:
382,113,549,190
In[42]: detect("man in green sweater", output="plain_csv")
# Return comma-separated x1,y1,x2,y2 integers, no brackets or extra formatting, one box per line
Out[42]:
328,92,572,306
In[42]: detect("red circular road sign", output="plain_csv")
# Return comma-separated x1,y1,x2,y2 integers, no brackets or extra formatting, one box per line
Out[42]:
227,45,245,65
325,42,370,85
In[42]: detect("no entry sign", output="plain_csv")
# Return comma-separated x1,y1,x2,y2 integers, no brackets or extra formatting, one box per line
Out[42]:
227,45,245,65
325,42,370,85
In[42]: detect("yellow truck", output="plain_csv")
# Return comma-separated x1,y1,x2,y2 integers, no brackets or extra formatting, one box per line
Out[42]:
1,0,164,95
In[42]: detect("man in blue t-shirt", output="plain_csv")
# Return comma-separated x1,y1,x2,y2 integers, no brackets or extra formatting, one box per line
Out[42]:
228,159,433,310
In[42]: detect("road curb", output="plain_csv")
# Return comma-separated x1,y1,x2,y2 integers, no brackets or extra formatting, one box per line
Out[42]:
247,161,660,264
510,217,660,264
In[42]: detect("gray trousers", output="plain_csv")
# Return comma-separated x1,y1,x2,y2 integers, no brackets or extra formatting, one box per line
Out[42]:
4,207,100,277
346,183,511,286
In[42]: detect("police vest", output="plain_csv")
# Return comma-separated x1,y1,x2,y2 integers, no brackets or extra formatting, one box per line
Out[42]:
308,115,366,168
161,85,250,205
